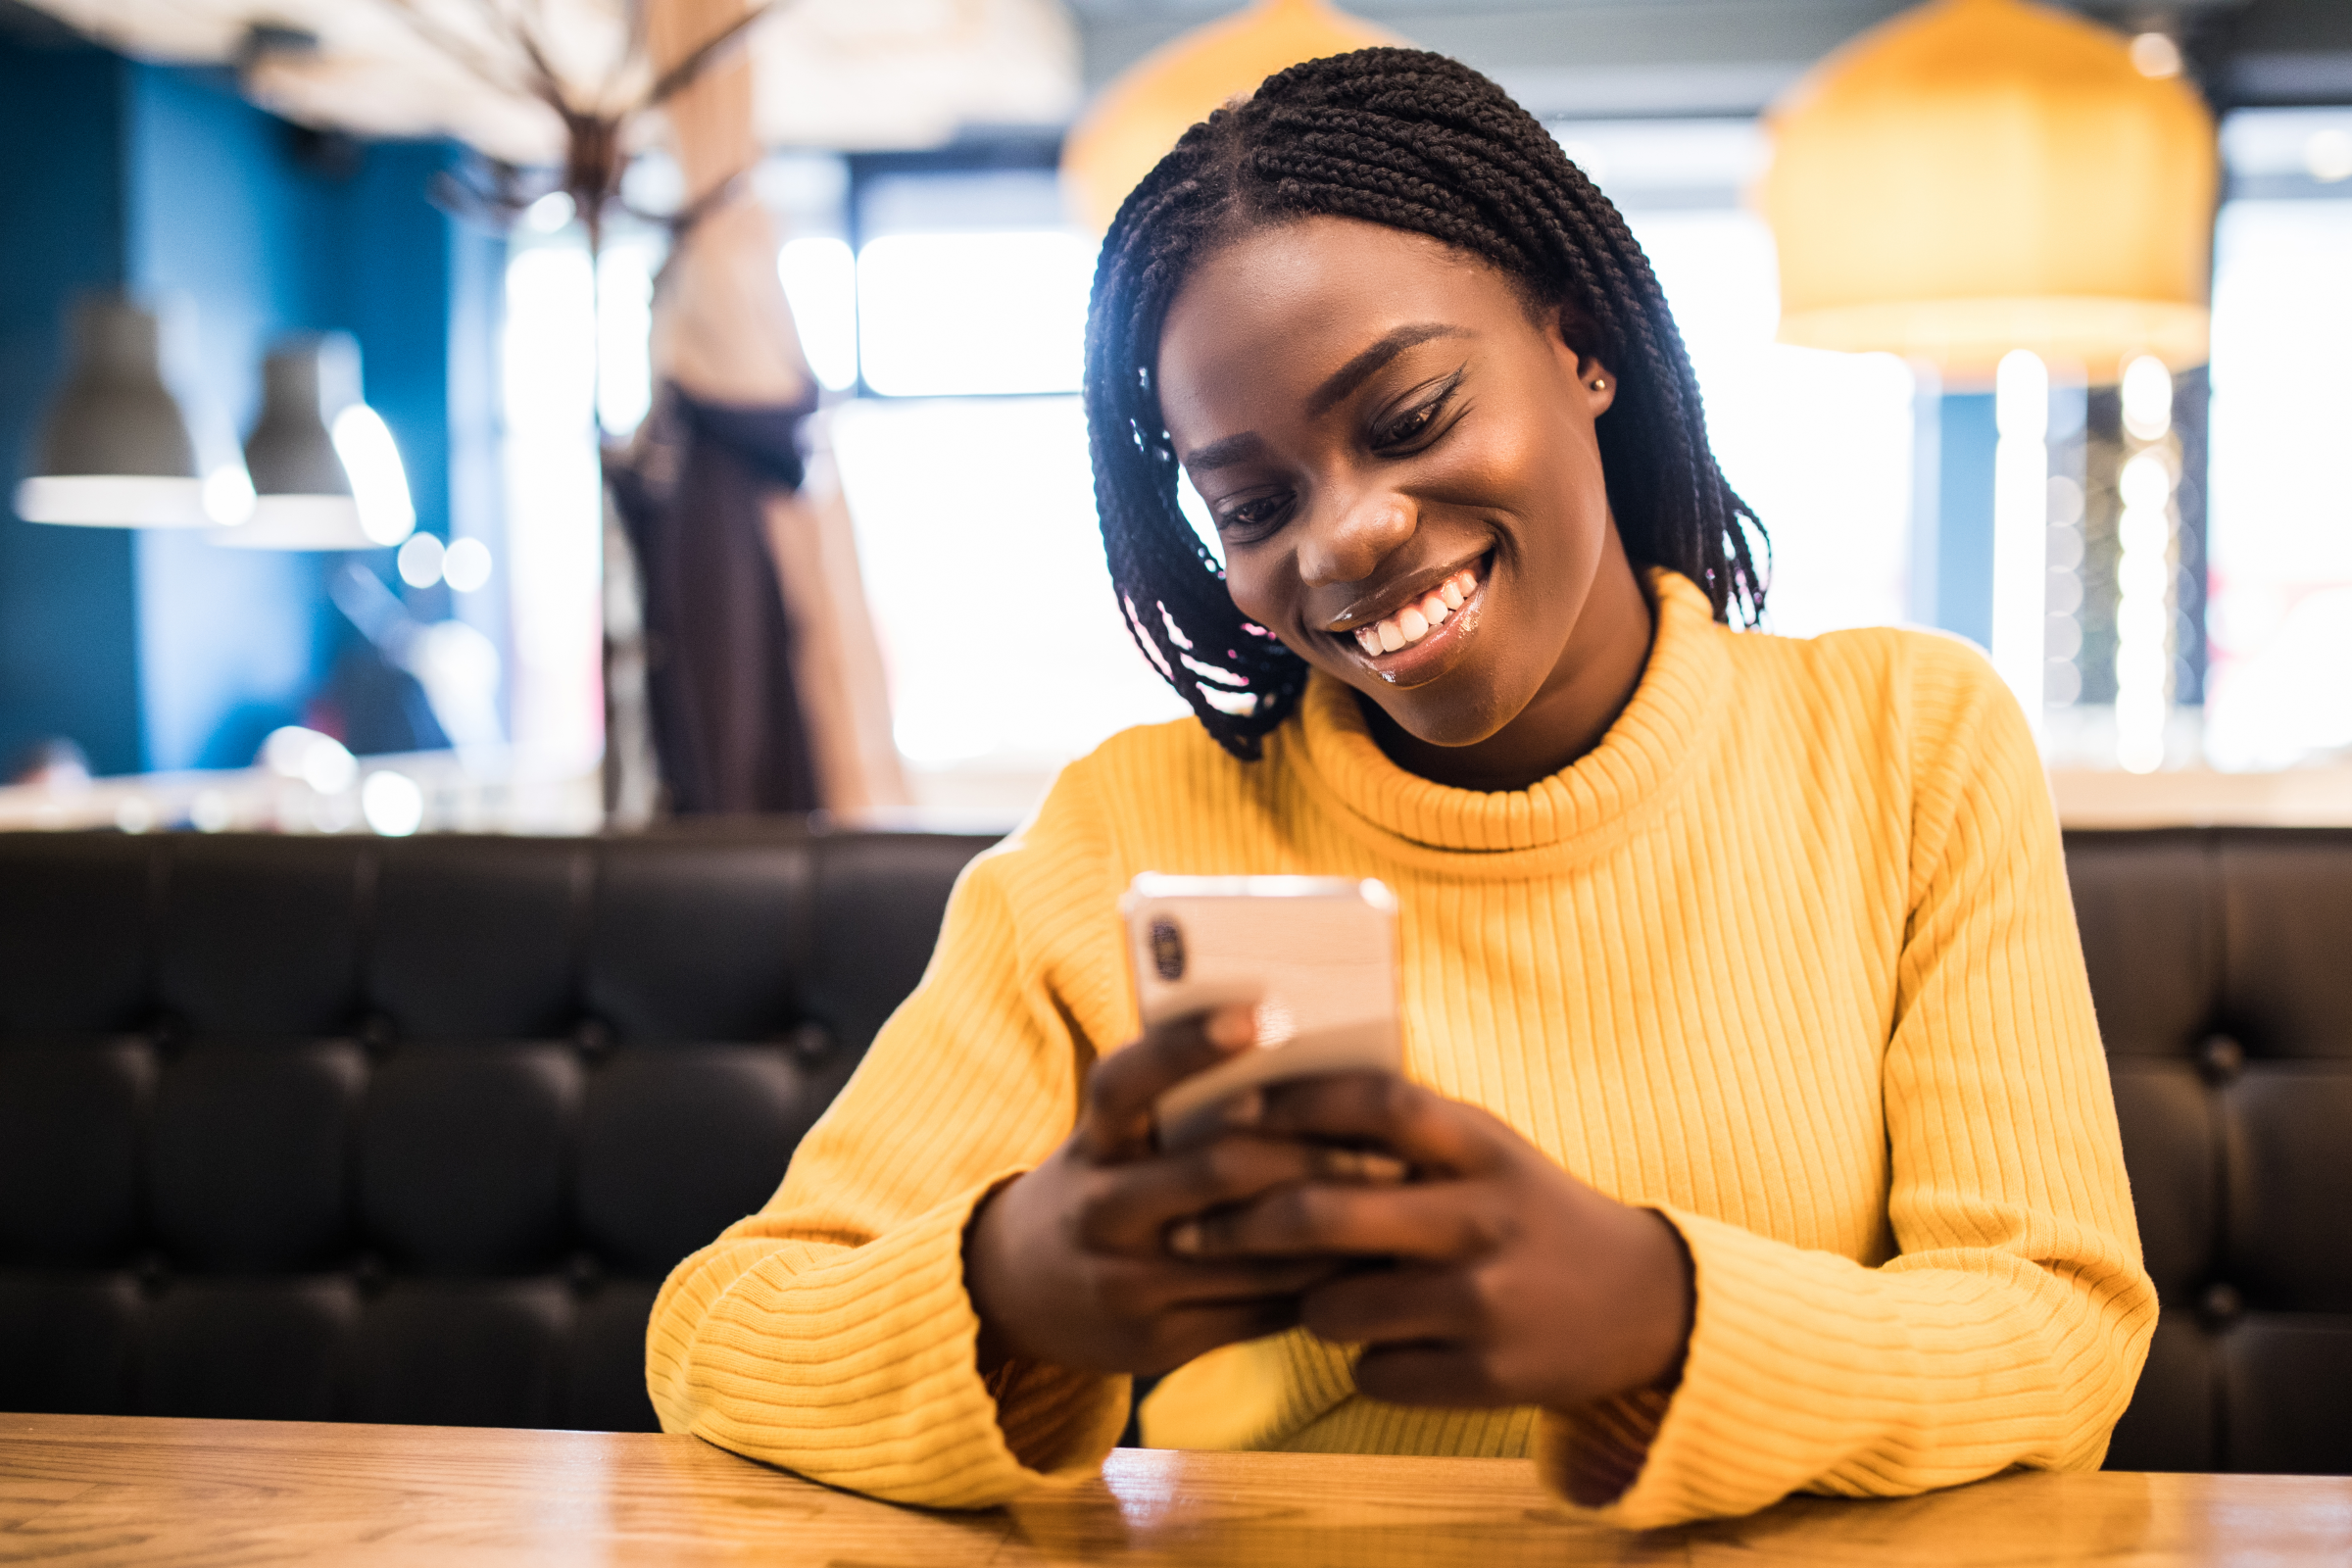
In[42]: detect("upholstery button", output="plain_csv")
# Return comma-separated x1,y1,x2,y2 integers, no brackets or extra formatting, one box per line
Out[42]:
148,1014,188,1058
358,1012,399,1057
785,1022,834,1063
573,1018,613,1063
354,1252,389,1298
135,1251,171,1298
2198,1282,2244,1330
568,1252,604,1294
2196,1033,2244,1085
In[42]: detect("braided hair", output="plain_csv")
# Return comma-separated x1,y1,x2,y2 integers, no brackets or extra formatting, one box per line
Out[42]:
1085,47,1768,760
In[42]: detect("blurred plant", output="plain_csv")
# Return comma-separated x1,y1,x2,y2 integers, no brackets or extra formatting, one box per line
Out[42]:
364,0,781,434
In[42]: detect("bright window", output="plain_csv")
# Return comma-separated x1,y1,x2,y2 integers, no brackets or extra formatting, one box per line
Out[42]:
1625,207,1915,639
778,236,858,391
2204,184,2352,770
827,396,1186,772
855,230,1095,397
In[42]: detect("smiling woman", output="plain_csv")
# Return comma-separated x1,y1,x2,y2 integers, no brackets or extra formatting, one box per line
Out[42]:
647,48,2152,1533
1153,220,1658,790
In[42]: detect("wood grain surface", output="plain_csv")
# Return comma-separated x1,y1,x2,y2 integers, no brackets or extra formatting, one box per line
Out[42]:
4,1413,2348,1566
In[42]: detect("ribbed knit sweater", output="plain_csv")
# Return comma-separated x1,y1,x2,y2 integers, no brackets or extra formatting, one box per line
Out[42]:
645,569,2155,1528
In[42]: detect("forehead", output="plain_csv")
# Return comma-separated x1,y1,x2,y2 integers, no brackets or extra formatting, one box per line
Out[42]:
1154,218,1532,428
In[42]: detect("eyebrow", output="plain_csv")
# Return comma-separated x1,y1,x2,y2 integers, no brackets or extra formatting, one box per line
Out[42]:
1306,322,1470,417
1179,322,1471,472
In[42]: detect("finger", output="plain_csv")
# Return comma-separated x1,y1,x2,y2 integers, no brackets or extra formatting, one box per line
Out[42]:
1078,1004,1259,1160
1300,1264,1476,1346
1142,1297,1308,1375
1076,1137,1412,1253
1353,1344,1510,1408
1254,1073,1508,1174
1086,1253,1344,1320
1168,1179,1515,1263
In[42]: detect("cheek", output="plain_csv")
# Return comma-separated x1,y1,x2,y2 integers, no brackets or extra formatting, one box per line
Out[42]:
1218,551,1291,636
1425,416,1589,533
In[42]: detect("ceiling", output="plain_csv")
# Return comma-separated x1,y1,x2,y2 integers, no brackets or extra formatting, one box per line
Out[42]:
5,0,2349,161
1072,0,2352,115
5,0,1082,160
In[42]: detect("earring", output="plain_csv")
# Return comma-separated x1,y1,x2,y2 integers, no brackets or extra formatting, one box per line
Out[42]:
1590,377,1607,390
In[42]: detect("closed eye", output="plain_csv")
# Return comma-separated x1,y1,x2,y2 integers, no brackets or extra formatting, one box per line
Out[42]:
1214,490,1295,542
1374,371,1465,451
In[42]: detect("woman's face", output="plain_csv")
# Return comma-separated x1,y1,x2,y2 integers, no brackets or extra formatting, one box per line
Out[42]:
1156,216,1649,787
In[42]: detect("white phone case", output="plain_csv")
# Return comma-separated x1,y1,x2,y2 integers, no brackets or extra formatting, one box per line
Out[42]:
1122,873,1401,1151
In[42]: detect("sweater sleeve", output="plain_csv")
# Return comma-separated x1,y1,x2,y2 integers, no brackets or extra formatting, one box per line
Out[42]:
1540,637,2158,1527
644,762,1131,1506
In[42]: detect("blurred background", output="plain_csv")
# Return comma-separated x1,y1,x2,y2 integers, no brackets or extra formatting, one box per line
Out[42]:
1,0,2347,836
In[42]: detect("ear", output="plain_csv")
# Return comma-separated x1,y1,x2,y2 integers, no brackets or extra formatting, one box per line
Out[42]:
1552,302,1618,418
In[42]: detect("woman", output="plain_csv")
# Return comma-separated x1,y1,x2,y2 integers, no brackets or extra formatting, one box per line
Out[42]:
647,49,2152,1527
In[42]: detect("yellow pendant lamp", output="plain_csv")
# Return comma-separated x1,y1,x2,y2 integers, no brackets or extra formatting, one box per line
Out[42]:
1758,0,2219,381
1061,0,1406,233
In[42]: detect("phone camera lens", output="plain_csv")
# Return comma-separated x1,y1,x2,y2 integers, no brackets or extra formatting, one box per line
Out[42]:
1150,919,1185,980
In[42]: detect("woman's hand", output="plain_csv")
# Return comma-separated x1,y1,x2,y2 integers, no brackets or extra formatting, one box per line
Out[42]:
1167,1072,1693,1412
963,1005,1394,1378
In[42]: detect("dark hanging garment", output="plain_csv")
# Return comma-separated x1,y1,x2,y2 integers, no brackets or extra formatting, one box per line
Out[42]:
605,386,820,815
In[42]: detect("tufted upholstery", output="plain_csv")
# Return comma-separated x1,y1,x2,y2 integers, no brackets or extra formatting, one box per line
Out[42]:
0,826,996,1433
2071,828,2352,1476
0,825,2345,1476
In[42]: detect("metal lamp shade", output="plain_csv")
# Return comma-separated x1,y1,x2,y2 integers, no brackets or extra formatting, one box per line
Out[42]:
218,335,413,551
1759,0,2219,380
14,297,218,527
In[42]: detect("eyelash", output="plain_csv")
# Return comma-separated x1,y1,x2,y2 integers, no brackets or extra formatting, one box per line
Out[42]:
1375,377,1461,448
1211,373,1465,540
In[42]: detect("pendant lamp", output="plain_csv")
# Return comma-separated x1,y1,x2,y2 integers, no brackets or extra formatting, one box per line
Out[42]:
1757,0,2219,380
1060,0,1405,233
215,334,415,551
14,296,248,528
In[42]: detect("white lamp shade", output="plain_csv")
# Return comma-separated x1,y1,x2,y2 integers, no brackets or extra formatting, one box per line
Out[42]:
218,336,414,551
16,474,208,527
15,296,235,528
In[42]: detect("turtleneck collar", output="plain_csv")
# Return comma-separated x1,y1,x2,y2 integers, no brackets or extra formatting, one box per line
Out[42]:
1282,568,1731,866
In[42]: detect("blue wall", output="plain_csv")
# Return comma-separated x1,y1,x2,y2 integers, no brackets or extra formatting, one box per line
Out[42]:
0,38,501,775
0,44,143,776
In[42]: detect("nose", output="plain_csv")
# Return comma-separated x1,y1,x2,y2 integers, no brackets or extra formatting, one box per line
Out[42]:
1296,485,1414,590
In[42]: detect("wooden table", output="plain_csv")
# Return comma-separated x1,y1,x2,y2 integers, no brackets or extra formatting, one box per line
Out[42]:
4,1413,2348,1566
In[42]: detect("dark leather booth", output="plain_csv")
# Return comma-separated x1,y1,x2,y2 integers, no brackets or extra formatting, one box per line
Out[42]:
1,824,2345,1476
2070,829,2352,1476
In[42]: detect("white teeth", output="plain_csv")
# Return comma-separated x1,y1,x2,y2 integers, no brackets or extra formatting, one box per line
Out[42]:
1349,565,1481,658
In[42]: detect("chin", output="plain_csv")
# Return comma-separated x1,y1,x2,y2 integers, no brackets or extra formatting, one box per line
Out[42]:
1360,675,1524,753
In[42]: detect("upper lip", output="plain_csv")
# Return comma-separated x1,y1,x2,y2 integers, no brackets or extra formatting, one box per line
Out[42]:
1323,552,1487,635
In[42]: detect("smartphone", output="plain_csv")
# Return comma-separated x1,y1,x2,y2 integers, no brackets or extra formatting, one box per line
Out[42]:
1122,873,1402,1152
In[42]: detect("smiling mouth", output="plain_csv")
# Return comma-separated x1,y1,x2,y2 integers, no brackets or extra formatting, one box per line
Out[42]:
1348,565,1479,658
1326,553,1491,683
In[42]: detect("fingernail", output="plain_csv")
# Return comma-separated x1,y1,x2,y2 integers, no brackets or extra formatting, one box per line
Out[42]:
1167,1221,1201,1256
1218,1088,1264,1128
1207,1006,1257,1051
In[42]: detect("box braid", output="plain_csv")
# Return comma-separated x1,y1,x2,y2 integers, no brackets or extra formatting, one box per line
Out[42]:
1085,46,1768,760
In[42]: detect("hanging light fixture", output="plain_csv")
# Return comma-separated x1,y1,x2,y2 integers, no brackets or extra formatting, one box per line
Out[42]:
1059,0,1404,233
215,333,415,552
1757,0,2219,380
13,296,253,529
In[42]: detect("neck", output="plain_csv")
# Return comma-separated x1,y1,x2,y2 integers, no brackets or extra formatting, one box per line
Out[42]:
1362,528,1655,793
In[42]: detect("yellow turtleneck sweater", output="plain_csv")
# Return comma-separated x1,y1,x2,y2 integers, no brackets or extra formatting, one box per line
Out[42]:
646,569,2154,1528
